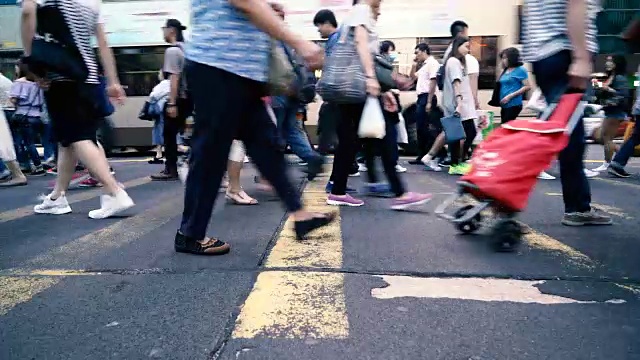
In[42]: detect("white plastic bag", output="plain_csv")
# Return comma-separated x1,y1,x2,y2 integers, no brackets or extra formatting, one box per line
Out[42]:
396,112,409,144
358,96,386,139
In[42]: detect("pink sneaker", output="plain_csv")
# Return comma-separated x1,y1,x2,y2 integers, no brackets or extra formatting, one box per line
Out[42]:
47,171,91,190
326,193,365,207
391,192,432,211
78,177,100,188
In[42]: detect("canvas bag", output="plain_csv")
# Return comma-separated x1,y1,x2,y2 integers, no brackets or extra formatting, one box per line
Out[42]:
316,27,367,104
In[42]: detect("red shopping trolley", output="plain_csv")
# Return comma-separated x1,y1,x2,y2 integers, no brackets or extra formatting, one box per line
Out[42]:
435,92,586,252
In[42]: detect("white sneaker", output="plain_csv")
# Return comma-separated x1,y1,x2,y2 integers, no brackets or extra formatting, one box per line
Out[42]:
420,154,433,166
583,168,599,178
88,190,135,219
34,193,72,215
537,171,556,180
395,164,407,173
425,159,442,172
358,163,368,172
592,163,609,172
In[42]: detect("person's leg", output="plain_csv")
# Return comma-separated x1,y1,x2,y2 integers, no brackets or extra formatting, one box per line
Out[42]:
50,144,78,197
157,113,179,177
380,118,405,197
226,140,258,205
610,116,640,176
330,103,363,196
0,111,26,186
317,102,338,155
362,138,379,184
533,50,609,225
413,93,429,162
23,118,43,168
283,104,324,178
178,64,240,249
462,119,478,160
240,96,336,237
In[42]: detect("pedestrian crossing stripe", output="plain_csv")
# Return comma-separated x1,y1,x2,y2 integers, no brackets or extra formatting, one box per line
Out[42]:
231,180,349,339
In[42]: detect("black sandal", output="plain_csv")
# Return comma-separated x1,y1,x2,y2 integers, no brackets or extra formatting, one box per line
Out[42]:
294,212,337,240
174,232,231,255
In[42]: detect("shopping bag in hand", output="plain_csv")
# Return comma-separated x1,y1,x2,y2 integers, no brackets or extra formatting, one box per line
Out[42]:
358,96,386,139
396,112,409,144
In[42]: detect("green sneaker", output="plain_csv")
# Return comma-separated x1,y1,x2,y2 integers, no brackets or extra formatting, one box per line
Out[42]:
449,164,471,176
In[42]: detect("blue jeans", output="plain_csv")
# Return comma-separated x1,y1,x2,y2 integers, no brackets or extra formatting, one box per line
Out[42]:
42,122,55,160
532,50,591,213
273,102,320,164
11,116,42,167
613,115,640,167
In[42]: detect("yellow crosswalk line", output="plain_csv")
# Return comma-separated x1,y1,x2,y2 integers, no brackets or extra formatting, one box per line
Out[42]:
232,180,349,339
0,276,58,316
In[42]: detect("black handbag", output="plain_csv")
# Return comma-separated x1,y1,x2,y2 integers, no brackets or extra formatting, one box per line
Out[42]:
375,55,395,91
27,0,89,81
138,101,154,121
488,69,507,107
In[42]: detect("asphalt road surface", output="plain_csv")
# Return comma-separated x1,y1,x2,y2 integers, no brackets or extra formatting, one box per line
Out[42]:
1,147,639,360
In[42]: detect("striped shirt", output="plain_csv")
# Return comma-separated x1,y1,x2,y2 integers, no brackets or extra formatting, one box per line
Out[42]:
522,0,601,63
20,0,103,84
186,0,270,82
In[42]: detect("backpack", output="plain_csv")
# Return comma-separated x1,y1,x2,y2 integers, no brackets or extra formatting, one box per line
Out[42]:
282,44,317,104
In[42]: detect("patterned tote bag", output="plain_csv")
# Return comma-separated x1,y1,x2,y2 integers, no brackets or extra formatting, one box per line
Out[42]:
316,27,367,104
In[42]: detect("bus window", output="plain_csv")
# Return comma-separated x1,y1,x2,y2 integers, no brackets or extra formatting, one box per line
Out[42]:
109,46,167,97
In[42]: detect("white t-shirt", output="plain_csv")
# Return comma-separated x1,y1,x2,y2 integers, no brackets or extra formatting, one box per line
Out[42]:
415,56,440,95
465,54,479,74
343,3,378,54
443,57,477,120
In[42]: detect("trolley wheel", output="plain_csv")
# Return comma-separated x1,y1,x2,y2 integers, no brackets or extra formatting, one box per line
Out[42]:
454,205,482,234
491,219,523,252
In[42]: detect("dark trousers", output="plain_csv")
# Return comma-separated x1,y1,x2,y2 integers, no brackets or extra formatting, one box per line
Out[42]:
613,115,640,167
163,98,192,173
449,119,478,165
532,50,590,213
415,93,438,159
363,111,406,197
317,102,339,155
11,116,42,167
500,105,523,124
180,62,302,240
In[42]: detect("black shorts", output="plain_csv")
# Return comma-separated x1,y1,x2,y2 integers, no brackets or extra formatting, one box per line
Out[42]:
44,81,100,147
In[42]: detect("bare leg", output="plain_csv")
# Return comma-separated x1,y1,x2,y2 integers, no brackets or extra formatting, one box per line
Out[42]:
50,144,77,198
227,160,243,193
70,140,121,195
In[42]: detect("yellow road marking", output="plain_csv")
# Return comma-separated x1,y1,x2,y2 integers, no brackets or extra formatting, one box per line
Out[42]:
0,189,184,315
545,192,563,196
0,176,152,224
0,276,59,316
425,175,595,268
232,180,349,339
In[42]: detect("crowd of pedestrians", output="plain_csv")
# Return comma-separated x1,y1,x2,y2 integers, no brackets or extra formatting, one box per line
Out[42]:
3,0,639,254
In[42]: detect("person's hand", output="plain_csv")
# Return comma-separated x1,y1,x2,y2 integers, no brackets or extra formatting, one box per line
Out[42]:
500,94,513,105
296,41,324,70
568,56,593,90
366,77,380,97
425,102,432,113
393,73,413,91
106,83,126,105
382,91,397,112
166,104,177,118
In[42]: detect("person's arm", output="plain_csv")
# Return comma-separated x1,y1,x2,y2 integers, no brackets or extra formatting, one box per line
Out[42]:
95,24,119,87
354,26,375,79
503,68,532,102
163,48,182,110
467,56,480,109
20,0,37,56
229,0,306,50
567,0,590,61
